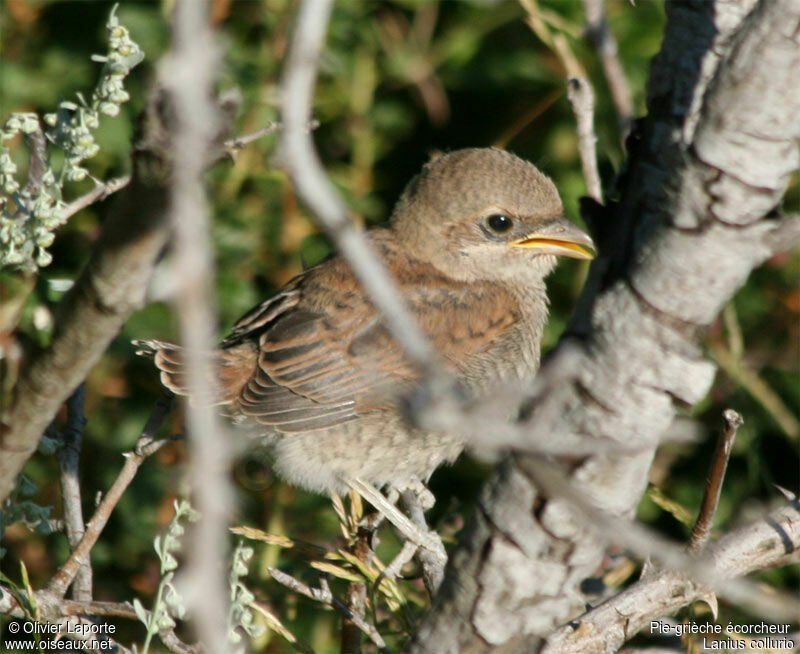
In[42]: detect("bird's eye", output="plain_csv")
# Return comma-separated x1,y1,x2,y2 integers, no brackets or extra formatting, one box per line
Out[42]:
486,213,513,233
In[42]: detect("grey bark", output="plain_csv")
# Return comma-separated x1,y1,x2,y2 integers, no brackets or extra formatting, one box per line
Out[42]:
409,0,800,651
542,500,800,654
0,123,172,504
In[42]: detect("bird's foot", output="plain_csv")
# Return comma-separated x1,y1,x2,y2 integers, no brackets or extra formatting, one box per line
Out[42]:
347,479,446,560
404,475,435,510
347,478,447,596
379,540,419,582
399,486,446,593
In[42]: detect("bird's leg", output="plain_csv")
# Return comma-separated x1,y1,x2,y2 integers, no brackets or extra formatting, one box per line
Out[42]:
377,539,418,583
348,478,447,596
347,478,446,560
403,475,436,510
399,485,446,594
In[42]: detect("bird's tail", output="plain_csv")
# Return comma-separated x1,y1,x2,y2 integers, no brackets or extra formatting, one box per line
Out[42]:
133,339,250,406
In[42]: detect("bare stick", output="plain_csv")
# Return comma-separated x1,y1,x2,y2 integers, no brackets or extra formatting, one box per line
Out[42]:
688,409,742,553
521,0,584,78
163,1,231,651
342,528,371,654
518,456,800,623
521,0,603,204
225,122,281,151
0,88,174,506
279,0,439,376
221,120,319,162
268,567,389,652
543,501,800,654
45,395,175,598
567,77,603,204
581,0,634,134
61,175,132,222
63,600,142,619
57,383,92,600
710,339,800,439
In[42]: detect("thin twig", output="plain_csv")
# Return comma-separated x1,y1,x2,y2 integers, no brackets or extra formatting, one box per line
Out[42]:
348,479,446,558
224,122,282,151
251,601,318,654
543,501,800,654
342,527,371,654
61,175,132,222
268,567,389,652
493,88,562,148
518,455,800,623
521,0,584,78
45,395,175,598
709,340,799,440
581,0,634,135
567,77,603,204
57,383,92,601
521,0,604,204
62,599,141,618
222,120,320,161
279,0,441,378
0,93,173,507
688,409,742,553
2,394,192,654
164,1,231,651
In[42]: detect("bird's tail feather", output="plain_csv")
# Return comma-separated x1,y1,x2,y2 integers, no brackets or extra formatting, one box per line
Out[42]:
133,339,250,406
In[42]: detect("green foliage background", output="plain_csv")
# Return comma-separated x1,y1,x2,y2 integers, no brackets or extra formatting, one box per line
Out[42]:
1,0,797,651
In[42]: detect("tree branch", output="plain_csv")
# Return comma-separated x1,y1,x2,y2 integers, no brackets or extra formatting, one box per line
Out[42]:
543,500,800,654
60,175,132,223
57,383,92,601
410,0,800,650
581,0,633,134
46,396,175,598
0,90,174,505
268,567,389,652
687,409,742,553
566,76,603,204
279,0,442,379
161,1,231,652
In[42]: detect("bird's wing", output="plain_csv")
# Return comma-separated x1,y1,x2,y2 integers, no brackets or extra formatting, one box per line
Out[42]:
136,239,521,433
232,251,520,433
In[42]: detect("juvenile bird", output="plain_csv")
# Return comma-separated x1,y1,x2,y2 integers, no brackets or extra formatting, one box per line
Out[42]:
136,147,594,501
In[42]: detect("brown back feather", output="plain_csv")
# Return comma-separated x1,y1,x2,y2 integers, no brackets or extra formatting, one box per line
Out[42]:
136,230,520,432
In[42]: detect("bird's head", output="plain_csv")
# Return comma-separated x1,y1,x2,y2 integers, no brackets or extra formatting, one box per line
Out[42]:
390,148,595,283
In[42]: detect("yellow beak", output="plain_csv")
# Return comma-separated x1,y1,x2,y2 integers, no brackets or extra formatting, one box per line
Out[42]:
511,217,595,260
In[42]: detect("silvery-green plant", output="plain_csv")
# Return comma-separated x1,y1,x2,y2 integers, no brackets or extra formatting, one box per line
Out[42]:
0,4,143,271
133,499,199,654
228,542,266,651
0,474,54,560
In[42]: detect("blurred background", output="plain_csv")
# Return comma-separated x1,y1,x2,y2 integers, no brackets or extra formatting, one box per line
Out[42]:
1,0,797,651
